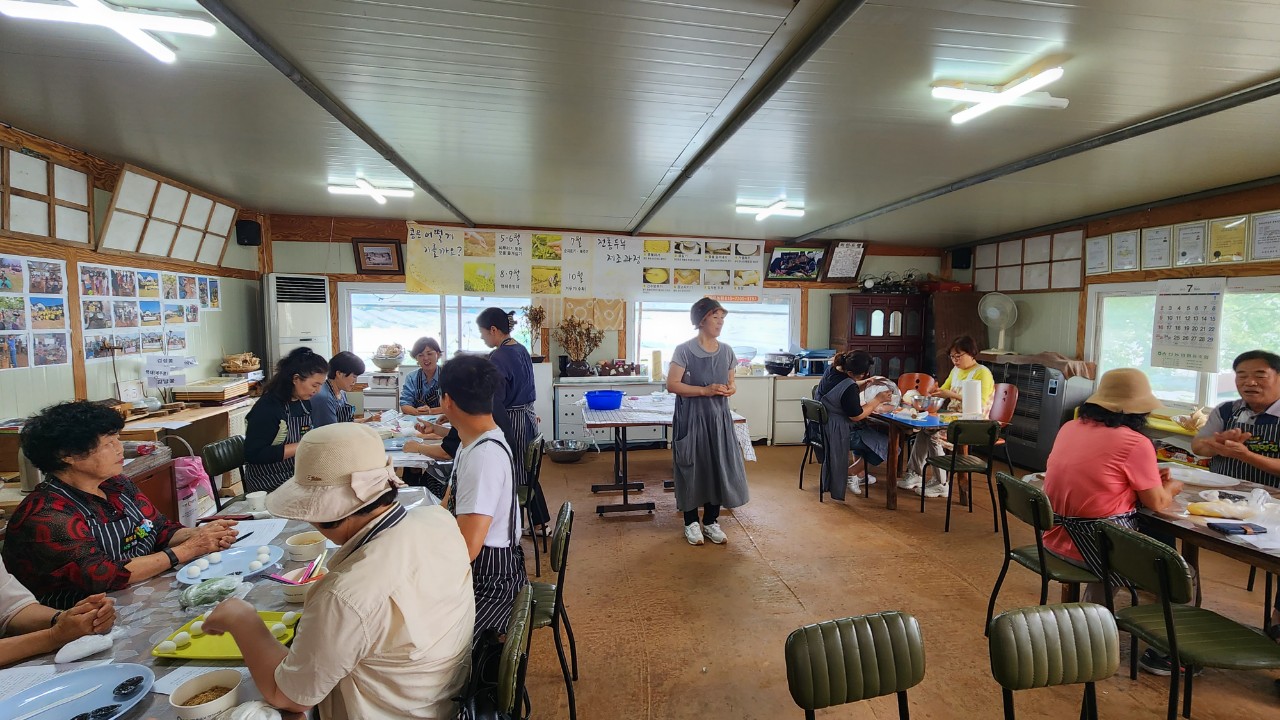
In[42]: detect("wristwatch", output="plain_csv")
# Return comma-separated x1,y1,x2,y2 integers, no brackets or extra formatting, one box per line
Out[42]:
163,547,180,569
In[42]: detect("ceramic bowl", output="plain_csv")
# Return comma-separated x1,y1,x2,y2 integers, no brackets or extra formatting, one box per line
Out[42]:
285,531,326,562
281,565,328,603
169,669,242,720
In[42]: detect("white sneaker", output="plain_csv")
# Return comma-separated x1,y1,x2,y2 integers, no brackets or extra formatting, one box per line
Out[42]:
684,522,704,546
701,522,727,544
847,477,863,494
897,473,923,490
921,479,950,498
864,474,877,485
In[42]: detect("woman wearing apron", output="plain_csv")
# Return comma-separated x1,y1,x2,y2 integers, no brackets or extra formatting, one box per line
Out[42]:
313,351,371,427
400,337,444,416
477,307,550,530
2,401,238,608
440,354,527,633
815,351,894,501
667,298,750,546
244,347,329,493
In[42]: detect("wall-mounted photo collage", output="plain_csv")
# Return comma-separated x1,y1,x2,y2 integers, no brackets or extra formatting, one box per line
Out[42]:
79,264,220,363
0,253,71,370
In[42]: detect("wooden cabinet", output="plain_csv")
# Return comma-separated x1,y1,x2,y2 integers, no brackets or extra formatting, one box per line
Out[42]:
729,376,773,442
554,382,666,445
131,461,177,522
928,292,986,378
772,377,820,445
829,294,926,379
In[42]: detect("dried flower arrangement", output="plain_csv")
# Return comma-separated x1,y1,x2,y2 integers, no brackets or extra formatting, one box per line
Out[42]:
551,315,605,362
523,304,547,356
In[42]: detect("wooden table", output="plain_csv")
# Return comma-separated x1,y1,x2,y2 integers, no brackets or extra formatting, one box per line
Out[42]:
1139,480,1280,626
7,488,438,719
582,396,750,517
871,410,951,511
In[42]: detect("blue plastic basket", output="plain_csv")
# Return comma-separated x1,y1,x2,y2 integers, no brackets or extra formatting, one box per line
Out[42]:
584,389,625,411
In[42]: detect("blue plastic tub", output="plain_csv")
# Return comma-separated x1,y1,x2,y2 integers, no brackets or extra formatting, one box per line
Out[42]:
585,389,625,411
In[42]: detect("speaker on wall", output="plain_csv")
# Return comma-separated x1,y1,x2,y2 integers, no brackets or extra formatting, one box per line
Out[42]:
951,247,972,269
235,219,262,246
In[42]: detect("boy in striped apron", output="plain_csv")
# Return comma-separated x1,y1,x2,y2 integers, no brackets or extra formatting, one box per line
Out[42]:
1192,349,1280,640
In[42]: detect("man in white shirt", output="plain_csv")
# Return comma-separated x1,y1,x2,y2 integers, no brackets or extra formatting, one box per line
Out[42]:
0,559,114,667
204,423,474,719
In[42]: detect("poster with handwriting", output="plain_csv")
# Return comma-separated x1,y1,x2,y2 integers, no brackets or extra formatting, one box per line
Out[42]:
408,223,764,299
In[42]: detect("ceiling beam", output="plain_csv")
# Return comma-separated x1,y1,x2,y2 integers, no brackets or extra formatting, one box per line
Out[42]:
196,0,475,227
627,0,868,235
788,73,1280,245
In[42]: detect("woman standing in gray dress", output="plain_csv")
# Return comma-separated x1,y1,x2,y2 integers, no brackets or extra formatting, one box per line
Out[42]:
666,297,750,546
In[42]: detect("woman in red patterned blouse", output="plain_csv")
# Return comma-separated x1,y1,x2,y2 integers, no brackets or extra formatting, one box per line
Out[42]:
2,402,239,609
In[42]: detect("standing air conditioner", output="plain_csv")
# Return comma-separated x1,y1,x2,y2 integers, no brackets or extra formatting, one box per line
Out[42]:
263,273,331,372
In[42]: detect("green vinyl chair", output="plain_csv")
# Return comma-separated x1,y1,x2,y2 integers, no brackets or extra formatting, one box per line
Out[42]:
923,420,1000,532
784,610,925,719
531,502,579,720
199,434,245,511
988,603,1119,720
520,434,549,576
799,397,869,501
470,584,535,720
1098,523,1280,719
985,473,1100,636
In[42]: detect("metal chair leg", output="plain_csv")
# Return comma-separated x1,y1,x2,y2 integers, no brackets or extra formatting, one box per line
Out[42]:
561,605,579,680
986,470,998,532
1166,660,1180,720
525,505,541,577
1002,688,1015,720
552,615,577,720
985,555,1011,637
1129,636,1138,679
798,445,810,489
1264,572,1274,630
944,473,956,532
897,690,910,719
1182,665,1193,718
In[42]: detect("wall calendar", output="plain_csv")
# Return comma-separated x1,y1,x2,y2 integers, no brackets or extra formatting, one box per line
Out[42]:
1151,277,1225,373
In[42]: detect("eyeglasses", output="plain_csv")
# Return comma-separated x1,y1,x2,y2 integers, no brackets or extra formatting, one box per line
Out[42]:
949,352,967,359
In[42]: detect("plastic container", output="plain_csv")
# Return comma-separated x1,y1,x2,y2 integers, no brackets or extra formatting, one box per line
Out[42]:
169,668,242,719
584,390,624,411
281,565,328,603
285,531,326,562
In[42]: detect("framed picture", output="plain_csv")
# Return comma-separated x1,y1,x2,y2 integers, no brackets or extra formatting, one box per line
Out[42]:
353,239,404,274
820,241,866,281
766,247,824,281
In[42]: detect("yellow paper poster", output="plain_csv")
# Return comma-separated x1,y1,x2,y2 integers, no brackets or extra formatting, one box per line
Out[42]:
406,222,463,293
1208,216,1247,263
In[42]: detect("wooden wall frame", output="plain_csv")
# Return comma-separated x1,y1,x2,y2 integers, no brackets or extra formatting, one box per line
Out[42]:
0,147,95,250
97,164,238,270
973,229,1084,294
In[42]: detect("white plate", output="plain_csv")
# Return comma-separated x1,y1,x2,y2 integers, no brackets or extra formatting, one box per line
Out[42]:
176,544,285,584
1159,462,1240,488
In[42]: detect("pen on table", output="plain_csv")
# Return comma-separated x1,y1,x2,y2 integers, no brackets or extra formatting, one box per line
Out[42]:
230,531,254,546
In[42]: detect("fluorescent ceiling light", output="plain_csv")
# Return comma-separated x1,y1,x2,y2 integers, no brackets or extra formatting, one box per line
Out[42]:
930,86,1068,110
736,200,804,221
328,178,415,204
0,0,216,63
942,67,1065,125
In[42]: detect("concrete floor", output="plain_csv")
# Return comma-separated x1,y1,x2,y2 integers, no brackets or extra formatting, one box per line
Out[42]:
519,444,1279,719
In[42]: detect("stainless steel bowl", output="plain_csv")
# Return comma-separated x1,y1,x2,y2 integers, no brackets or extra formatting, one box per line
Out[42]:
926,396,948,413
547,440,591,463
911,395,930,412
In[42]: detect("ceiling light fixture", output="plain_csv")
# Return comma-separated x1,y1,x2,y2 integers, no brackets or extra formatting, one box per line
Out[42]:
0,0,217,63
933,66,1066,125
328,178,415,205
736,200,804,222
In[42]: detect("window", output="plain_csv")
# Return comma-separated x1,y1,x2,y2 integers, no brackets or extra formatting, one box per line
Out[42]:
1089,278,1280,407
340,283,530,365
634,292,798,369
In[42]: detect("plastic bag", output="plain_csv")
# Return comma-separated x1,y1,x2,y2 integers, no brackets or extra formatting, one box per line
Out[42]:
180,577,252,609
173,456,216,527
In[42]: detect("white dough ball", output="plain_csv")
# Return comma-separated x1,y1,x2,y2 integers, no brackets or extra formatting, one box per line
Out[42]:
190,621,205,636
174,631,192,647
271,622,287,637
157,640,177,653
282,611,298,626
208,552,222,564
256,553,270,564
257,546,271,555
184,565,201,578
248,560,262,571
195,558,209,569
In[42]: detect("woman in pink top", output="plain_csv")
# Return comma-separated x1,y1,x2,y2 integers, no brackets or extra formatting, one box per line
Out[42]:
1043,369,1182,584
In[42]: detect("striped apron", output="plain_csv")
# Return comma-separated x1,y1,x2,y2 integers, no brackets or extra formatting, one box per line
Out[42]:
43,480,164,608
449,438,527,633
505,402,549,526
1207,402,1280,488
1052,510,1140,588
243,400,312,493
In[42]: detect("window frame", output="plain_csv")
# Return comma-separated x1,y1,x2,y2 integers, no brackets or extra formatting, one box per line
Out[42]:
1086,276,1280,409
630,288,802,360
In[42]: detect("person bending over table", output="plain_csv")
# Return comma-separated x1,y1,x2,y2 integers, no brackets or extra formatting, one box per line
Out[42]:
205,423,474,719
403,371,515,500
898,335,995,499
399,336,444,416
2,401,238,609
438,354,527,633
1,557,115,667
1190,348,1280,640
666,297,750,547
243,347,328,492
1041,368,1185,674
313,351,377,427
814,350,894,499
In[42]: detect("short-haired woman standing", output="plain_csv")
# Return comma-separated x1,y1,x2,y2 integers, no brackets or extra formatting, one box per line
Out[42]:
666,298,750,546
313,351,371,426
243,347,328,492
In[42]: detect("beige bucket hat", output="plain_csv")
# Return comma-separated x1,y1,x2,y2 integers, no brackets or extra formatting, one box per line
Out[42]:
1085,368,1162,415
265,423,405,523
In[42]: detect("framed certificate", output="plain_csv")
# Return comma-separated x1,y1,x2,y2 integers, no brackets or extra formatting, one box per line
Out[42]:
1141,227,1171,269
1174,221,1207,267
1252,211,1280,261
1207,216,1247,264
1085,235,1110,275
1111,231,1138,271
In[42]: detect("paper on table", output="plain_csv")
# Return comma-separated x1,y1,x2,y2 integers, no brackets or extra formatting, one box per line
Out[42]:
1239,533,1280,550
0,665,56,700
152,665,250,695
231,518,287,546
127,420,191,430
